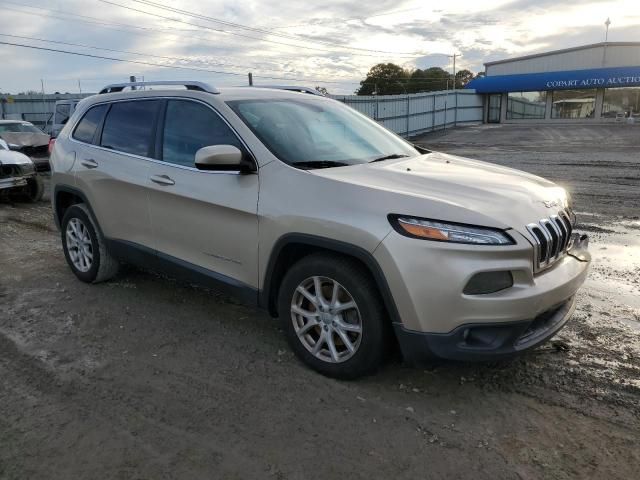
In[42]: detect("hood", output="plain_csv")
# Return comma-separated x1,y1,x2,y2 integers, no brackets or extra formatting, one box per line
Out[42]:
311,151,569,232
0,149,34,166
0,132,50,148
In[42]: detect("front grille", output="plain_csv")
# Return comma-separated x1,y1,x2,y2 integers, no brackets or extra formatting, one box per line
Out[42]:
526,209,575,272
19,144,49,157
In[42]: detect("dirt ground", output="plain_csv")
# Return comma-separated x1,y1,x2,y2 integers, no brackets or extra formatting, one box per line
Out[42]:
1,124,639,479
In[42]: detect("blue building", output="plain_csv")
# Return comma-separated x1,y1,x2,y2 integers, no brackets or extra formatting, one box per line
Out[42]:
466,42,640,123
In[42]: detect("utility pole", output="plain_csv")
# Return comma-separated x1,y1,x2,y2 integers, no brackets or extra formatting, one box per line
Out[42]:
248,72,253,86
40,79,48,132
78,79,82,94
452,53,457,91
603,18,611,66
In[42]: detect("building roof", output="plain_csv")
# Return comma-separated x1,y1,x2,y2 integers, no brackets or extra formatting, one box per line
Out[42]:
485,42,640,67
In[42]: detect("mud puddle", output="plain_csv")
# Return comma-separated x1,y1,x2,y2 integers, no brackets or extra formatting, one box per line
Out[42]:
577,216,640,331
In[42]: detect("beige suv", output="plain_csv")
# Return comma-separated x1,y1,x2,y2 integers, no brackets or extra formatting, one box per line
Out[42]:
50,81,591,379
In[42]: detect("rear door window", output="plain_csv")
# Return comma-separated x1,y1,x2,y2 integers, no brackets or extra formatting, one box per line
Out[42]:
72,104,108,144
101,100,160,157
161,99,244,167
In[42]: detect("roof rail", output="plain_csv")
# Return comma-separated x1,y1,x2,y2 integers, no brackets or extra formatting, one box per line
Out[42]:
99,81,219,95
251,85,324,96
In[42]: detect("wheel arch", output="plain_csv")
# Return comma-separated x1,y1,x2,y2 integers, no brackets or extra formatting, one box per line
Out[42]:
53,185,101,235
260,233,401,324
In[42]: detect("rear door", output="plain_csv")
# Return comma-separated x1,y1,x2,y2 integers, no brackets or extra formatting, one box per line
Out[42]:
146,98,259,290
72,99,160,248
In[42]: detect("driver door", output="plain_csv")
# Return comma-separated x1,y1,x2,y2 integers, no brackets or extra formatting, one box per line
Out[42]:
146,99,259,293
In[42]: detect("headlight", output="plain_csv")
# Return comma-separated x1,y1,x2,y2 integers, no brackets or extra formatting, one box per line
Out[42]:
389,215,514,245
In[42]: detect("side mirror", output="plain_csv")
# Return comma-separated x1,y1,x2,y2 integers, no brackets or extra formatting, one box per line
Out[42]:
195,145,255,173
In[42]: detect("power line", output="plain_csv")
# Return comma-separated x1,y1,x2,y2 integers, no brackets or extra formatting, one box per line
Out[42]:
271,7,425,29
123,0,429,56
0,3,221,42
0,32,467,85
96,0,424,58
0,1,412,59
0,33,326,79
0,40,357,84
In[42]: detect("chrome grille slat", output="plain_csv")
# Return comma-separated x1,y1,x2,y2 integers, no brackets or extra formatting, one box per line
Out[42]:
526,208,575,272
553,215,569,251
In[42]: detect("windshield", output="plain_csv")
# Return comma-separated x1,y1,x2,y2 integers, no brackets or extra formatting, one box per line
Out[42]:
227,98,419,168
0,122,44,134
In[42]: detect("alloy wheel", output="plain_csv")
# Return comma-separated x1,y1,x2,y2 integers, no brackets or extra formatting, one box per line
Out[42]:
65,218,93,272
290,276,363,363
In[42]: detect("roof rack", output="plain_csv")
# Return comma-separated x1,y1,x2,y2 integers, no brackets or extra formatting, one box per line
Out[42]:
250,85,324,96
99,81,219,95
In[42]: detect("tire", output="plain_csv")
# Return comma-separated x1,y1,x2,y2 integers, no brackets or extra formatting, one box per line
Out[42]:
24,176,44,203
278,252,389,379
61,204,119,283
10,175,44,203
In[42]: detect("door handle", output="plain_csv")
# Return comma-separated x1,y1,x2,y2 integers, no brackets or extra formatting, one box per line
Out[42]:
81,159,98,169
150,174,175,186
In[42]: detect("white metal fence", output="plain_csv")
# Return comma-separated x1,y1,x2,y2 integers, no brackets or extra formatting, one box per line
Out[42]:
0,93,90,132
330,90,484,137
1,90,485,137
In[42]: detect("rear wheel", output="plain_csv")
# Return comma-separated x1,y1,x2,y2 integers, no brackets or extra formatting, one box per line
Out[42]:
278,253,388,379
61,204,119,283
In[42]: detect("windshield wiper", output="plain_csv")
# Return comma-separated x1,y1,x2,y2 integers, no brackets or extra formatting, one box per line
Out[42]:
292,160,349,170
369,154,410,163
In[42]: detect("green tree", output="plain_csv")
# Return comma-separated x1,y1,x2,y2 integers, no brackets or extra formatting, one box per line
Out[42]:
408,67,451,93
356,63,410,95
454,69,475,88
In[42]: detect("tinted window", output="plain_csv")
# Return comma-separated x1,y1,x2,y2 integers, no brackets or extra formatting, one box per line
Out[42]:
162,100,243,167
101,100,160,157
73,104,107,144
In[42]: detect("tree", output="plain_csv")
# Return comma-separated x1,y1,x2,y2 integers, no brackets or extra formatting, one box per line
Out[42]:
356,63,410,95
454,69,475,88
357,64,480,95
408,67,451,93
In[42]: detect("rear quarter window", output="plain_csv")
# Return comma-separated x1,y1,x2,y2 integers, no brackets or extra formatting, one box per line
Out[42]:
72,104,108,144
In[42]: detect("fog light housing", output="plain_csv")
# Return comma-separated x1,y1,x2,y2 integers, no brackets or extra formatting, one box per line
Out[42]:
463,271,513,295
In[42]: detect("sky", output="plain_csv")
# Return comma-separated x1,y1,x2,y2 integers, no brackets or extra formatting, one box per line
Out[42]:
0,0,638,94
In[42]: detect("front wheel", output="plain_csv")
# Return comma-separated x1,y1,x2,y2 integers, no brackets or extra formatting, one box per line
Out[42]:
10,175,44,203
278,253,389,379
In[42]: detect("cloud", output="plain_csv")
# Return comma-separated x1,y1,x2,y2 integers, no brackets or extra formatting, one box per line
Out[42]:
0,0,637,94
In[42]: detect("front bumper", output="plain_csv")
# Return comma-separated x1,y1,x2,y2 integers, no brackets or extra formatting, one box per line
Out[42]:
394,295,576,362
373,229,590,362
0,176,29,190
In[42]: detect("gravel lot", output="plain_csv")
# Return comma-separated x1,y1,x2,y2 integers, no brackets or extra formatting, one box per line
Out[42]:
1,124,639,479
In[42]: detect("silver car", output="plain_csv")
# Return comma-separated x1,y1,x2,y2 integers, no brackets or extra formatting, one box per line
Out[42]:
50,81,590,378
0,138,44,202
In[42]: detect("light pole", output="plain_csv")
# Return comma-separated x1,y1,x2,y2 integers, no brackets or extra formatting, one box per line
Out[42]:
603,18,611,66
